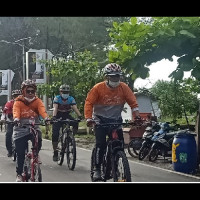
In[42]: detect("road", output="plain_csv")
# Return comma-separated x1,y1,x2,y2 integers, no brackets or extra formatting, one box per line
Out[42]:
0,131,200,183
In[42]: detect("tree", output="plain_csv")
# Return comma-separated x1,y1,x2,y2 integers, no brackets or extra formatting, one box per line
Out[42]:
108,17,200,83
150,78,199,123
37,50,102,113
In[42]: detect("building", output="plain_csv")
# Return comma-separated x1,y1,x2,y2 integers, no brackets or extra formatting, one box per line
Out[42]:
122,92,160,122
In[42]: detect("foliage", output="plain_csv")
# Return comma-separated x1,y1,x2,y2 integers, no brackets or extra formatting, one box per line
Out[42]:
37,50,102,113
108,17,200,83
150,78,199,122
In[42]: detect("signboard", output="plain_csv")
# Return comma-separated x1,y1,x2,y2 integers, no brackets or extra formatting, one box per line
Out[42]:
0,70,14,97
26,49,53,84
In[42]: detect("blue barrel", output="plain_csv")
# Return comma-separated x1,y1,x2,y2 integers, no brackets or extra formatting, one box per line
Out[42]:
172,131,197,174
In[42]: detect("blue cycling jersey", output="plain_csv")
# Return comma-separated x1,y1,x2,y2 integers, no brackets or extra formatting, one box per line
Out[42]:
53,95,76,113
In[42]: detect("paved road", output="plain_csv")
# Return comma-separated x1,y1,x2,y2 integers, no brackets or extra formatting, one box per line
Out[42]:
0,131,200,183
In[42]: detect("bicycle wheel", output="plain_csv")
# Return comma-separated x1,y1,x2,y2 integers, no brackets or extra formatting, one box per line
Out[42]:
33,163,42,182
66,131,76,170
112,150,132,182
57,132,65,166
23,156,31,182
127,138,142,157
90,147,96,182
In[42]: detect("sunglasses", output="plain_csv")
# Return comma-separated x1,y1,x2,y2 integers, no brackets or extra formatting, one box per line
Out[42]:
26,90,35,94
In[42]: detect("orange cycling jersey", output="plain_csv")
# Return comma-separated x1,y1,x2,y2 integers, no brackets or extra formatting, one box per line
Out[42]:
84,81,138,120
13,96,48,120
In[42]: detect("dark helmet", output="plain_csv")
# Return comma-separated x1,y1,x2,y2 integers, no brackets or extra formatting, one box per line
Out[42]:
21,79,37,91
103,63,122,75
59,84,70,92
12,89,22,96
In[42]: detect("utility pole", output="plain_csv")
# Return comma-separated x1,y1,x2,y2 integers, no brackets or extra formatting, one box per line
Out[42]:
22,42,25,81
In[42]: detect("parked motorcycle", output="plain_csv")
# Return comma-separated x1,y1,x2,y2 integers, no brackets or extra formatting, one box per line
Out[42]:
148,130,178,162
138,122,161,160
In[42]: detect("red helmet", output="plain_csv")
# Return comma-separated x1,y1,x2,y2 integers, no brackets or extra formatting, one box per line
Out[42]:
12,89,22,96
21,79,37,91
104,63,122,75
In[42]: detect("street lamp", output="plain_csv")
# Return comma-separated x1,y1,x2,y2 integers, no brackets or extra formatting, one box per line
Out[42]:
0,37,31,81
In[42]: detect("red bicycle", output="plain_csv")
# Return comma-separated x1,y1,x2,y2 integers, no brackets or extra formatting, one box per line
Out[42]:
20,118,44,182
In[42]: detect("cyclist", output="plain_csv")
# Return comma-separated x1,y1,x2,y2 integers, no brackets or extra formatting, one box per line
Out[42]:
0,90,22,157
52,84,82,161
84,63,141,181
13,79,49,182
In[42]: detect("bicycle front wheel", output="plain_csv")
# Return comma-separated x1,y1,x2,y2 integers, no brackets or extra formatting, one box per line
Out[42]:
66,133,76,170
112,151,132,182
32,163,42,182
57,133,65,166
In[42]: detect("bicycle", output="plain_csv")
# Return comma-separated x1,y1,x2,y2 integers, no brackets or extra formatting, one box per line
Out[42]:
90,121,141,182
51,118,81,170
12,118,45,182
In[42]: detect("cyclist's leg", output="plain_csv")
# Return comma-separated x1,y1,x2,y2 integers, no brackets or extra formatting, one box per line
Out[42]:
93,126,107,180
15,135,29,180
68,115,78,135
5,123,14,156
116,128,124,147
52,121,61,161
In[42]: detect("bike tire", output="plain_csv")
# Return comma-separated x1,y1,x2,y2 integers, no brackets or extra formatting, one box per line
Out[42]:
33,163,42,182
112,150,132,182
127,138,142,157
57,132,64,166
66,132,76,170
90,147,96,182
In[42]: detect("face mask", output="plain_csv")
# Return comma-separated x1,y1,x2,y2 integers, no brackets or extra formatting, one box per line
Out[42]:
108,80,120,88
24,97,35,102
61,94,69,99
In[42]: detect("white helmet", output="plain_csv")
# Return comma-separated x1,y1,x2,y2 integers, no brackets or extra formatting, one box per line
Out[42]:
104,63,122,75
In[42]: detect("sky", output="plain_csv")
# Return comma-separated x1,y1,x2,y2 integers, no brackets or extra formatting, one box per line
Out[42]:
134,56,191,89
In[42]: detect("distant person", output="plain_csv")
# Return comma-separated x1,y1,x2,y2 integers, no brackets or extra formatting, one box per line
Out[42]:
0,90,21,157
51,84,82,161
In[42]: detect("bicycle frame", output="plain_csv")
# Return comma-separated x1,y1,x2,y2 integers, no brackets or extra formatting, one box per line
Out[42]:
21,120,42,182
52,118,80,171
91,122,136,182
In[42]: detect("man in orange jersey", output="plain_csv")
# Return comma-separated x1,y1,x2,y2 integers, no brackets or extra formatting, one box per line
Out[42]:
84,63,140,181
13,79,49,182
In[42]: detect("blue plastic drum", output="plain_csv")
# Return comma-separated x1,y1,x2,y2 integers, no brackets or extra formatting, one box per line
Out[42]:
172,131,197,174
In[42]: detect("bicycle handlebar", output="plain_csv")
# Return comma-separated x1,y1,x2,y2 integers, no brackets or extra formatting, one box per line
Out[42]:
48,118,81,124
95,120,144,127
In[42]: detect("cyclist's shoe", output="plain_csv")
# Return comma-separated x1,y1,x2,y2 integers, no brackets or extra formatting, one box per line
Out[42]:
7,151,12,157
93,168,102,181
16,174,23,182
53,150,58,162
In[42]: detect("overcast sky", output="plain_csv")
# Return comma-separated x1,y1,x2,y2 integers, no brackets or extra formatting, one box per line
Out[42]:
134,56,191,89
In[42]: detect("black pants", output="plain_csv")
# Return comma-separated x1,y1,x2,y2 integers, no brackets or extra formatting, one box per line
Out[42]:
15,132,42,175
52,115,78,143
93,116,124,169
5,123,14,154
